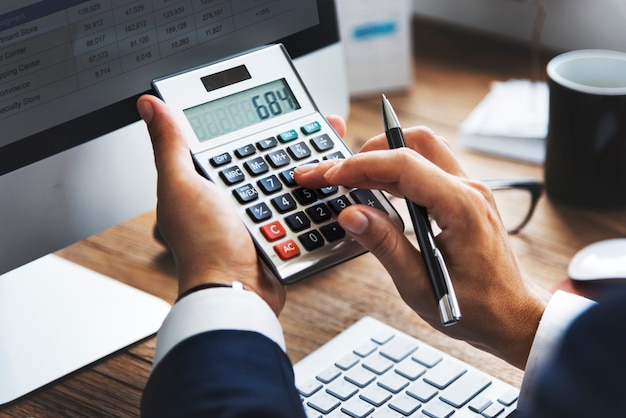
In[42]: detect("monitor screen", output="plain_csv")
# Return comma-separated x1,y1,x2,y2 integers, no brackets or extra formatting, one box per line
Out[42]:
0,0,339,175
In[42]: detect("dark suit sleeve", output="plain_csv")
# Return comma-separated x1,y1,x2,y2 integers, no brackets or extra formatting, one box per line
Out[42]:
518,289,626,417
141,330,307,418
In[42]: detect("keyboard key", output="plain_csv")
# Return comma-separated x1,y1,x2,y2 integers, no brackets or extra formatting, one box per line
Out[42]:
328,196,352,214
395,358,427,381
326,378,358,401
299,379,323,397
497,388,519,407
379,337,418,362
235,144,255,158
377,372,409,394
468,395,493,413
271,193,297,213
278,129,298,143
335,353,360,371
310,134,334,152
388,393,421,415
412,348,443,368
288,142,312,160
344,366,376,388
285,211,311,232
318,185,339,197
350,189,388,214
439,371,491,408
353,340,378,357
279,167,297,187
421,398,455,418
320,222,345,242
258,174,283,194
260,221,286,242
246,203,272,223
293,187,318,205
359,385,392,407
407,380,438,403
233,184,258,204
244,157,269,176
325,151,345,160
273,239,300,260
371,408,405,418
219,165,245,185
316,366,341,384
341,397,375,418
362,355,393,375
298,230,325,251
423,361,466,389
302,405,323,418
257,137,277,150
267,149,291,168
482,403,506,418
306,203,332,223
210,152,232,167
307,391,340,414
301,121,322,135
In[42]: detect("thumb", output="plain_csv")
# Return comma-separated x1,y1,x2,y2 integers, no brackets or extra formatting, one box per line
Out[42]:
137,94,195,180
338,205,430,303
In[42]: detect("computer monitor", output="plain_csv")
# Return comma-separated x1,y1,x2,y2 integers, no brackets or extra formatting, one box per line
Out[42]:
0,0,348,405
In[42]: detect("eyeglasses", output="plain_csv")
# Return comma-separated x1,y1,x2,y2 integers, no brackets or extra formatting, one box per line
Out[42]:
484,179,544,234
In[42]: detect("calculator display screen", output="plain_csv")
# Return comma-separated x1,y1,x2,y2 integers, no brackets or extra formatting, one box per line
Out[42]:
184,78,301,142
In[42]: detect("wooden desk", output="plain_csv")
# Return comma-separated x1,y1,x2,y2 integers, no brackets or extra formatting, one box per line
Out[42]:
4,20,626,417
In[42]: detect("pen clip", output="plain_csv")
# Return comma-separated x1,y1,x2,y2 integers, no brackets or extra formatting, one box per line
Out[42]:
433,248,462,326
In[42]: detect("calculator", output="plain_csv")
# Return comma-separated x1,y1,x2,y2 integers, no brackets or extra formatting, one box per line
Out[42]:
152,44,402,284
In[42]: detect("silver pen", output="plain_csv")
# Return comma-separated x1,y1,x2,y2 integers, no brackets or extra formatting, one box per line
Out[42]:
381,94,461,326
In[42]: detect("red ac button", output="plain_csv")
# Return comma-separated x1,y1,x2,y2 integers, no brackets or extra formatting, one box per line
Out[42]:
274,239,300,260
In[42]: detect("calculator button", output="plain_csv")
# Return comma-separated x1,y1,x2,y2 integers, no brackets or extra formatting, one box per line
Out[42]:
271,193,297,213
285,211,311,232
246,202,272,223
278,129,299,143
306,203,332,223
267,149,291,168
328,195,352,214
260,221,286,241
233,184,259,204
318,185,339,197
258,175,283,195
320,222,345,242
219,166,245,185
257,137,277,150
210,152,232,167
274,239,301,260
298,230,325,251
288,142,312,160
301,121,322,135
279,167,297,187
235,145,256,158
293,188,318,205
350,189,388,214
244,157,269,176
310,134,334,152
324,151,345,160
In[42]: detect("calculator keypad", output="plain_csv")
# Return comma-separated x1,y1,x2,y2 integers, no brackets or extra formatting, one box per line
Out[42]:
195,115,400,284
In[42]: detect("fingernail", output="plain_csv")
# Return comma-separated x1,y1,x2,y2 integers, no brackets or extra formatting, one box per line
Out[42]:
342,211,370,235
137,98,154,123
294,164,315,175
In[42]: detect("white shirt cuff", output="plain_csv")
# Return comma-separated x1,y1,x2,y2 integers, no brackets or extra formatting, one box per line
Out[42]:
152,287,285,369
518,290,595,408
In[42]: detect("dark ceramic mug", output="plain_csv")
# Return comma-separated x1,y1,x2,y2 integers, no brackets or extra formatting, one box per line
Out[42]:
545,49,626,209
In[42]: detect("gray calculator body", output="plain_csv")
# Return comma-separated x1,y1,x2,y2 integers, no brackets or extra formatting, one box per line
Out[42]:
152,44,401,284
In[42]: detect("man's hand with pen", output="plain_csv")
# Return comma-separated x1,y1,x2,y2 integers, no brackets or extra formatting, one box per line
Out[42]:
294,108,550,370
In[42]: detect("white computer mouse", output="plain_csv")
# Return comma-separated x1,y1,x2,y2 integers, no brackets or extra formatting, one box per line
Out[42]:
568,238,626,281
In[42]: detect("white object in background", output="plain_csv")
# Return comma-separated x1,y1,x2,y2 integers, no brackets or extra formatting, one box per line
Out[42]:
336,0,412,97
0,255,171,405
568,239,626,281
457,79,548,164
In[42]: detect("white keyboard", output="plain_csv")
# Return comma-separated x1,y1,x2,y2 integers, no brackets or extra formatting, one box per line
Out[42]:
294,317,519,418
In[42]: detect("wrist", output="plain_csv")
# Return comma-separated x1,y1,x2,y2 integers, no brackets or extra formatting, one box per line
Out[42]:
176,281,245,302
